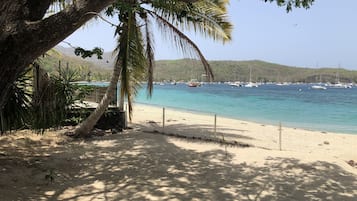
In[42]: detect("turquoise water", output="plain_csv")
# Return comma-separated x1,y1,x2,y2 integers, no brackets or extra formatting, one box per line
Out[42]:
134,83,357,134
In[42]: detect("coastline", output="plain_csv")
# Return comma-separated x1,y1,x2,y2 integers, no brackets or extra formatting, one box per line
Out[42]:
132,103,357,174
134,99,357,135
133,101,356,135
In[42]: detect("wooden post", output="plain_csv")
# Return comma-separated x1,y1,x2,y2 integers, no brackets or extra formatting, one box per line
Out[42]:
214,114,217,136
163,107,165,132
279,122,282,151
95,89,98,103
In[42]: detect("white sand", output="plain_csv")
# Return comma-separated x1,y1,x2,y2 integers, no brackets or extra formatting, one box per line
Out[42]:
0,103,356,200
131,103,357,174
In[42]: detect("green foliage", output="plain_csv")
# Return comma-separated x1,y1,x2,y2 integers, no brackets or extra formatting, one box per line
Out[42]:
0,59,94,134
113,5,148,116
0,68,32,133
108,0,232,119
74,47,104,59
31,65,92,133
264,0,315,12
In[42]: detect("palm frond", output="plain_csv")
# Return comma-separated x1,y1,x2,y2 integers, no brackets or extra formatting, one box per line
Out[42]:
150,0,232,43
150,11,213,81
143,14,155,97
189,0,232,42
113,10,147,119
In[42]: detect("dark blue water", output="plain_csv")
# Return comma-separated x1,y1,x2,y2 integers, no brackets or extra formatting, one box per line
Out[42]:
134,83,357,134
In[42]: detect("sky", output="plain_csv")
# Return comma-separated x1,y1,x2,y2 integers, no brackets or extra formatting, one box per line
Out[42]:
64,0,357,70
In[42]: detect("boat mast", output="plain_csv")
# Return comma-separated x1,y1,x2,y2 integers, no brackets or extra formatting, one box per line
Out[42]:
249,67,252,83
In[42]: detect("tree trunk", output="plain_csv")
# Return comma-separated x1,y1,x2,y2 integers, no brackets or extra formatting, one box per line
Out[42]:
74,61,121,137
119,92,125,111
0,0,115,109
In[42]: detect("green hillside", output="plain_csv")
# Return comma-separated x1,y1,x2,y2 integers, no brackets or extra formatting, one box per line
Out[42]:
40,50,112,81
43,49,357,83
154,59,357,83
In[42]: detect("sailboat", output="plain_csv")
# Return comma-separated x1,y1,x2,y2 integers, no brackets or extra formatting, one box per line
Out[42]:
244,67,259,88
311,85,327,90
312,74,327,90
326,71,351,88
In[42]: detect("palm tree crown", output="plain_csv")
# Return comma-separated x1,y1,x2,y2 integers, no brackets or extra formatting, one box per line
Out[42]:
74,0,232,136
108,0,232,118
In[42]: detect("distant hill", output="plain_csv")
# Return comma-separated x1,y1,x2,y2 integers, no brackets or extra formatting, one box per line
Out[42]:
54,46,115,69
154,59,357,83
40,48,112,81
53,47,357,83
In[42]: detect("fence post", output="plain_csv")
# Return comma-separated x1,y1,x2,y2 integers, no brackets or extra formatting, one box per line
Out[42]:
279,122,282,151
95,89,98,103
214,114,217,136
163,107,165,132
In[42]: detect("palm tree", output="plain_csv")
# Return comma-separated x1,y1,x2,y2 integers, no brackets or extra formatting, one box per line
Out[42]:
74,0,232,137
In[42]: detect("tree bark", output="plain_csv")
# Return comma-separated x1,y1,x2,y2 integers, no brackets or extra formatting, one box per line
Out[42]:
0,0,115,109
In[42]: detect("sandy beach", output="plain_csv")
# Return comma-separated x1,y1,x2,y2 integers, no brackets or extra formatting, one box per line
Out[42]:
132,104,357,168
0,103,356,200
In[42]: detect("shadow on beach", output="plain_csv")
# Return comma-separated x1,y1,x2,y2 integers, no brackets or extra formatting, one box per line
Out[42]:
142,120,255,144
0,130,356,201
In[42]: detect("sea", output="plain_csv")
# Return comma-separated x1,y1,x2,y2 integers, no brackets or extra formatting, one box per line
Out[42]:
135,83,357,135
85,82,357,134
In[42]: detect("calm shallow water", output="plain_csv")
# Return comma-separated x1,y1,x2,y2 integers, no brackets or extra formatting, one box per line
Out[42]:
134,83,357,134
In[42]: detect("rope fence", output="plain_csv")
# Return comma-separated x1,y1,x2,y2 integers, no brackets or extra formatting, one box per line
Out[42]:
134,106,288,149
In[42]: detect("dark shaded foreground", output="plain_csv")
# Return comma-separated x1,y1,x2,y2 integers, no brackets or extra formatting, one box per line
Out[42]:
0,129,356,201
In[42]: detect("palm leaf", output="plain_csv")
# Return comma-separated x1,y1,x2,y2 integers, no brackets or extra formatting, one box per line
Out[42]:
150,0,232,43
114,10,147,119
149,11,214,81
143,14,155,97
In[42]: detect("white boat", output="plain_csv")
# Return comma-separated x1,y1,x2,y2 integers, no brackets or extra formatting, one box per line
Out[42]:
187,79,201,87
244,82,259,88
276,82,290,86
325,82,351,88
311,85,327,90
244,67,259,88
326,71,352,88
228,81,243,87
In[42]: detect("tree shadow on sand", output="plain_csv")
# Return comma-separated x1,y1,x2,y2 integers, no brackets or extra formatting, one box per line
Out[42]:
141,120,255,144
0,131,356,201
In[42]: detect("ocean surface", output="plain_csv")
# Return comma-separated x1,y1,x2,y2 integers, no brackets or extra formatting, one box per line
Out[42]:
134,83,357,134
85,82,357,134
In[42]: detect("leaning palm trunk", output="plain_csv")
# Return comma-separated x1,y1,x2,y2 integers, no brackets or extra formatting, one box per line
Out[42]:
73,62,121,137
